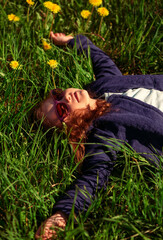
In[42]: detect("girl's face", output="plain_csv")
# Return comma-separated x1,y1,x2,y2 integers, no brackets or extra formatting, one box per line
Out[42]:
41,88,96,127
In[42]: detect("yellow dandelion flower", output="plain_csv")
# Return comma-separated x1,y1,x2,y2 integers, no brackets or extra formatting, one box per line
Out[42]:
43,1,54,10
81,10,91,19
97,7,109,17
42,40,52,50
14,16,20,22
26,0,34,5
8,14,20,22
50,3,61,14
13,16,20,21
89,0,102,7
10,61,22,70
47,59,58,68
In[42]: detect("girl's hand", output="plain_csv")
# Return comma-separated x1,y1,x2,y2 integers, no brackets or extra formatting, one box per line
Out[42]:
50,32,73,46
35,211,67,240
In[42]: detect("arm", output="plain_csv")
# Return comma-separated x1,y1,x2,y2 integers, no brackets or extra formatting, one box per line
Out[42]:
52,131,116,216
35,136,115,239
68,34,122,79
50,32,122,79
50,33,163,94
52,152,114,216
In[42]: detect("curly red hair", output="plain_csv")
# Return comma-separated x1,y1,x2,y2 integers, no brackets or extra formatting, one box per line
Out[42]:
66,99,111,162
33,98,111,163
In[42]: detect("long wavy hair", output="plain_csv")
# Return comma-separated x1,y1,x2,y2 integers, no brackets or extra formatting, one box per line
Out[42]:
33,97,111,163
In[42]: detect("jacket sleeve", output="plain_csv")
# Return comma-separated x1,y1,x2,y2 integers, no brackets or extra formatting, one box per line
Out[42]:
53,132,116,216
68,34,122,80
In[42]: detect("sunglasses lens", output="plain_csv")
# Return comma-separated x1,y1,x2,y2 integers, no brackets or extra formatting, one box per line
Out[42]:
56,103,69,119
51,88,63,101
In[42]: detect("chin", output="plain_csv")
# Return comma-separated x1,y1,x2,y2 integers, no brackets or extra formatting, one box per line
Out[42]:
82,89,89,96
81,90,90,101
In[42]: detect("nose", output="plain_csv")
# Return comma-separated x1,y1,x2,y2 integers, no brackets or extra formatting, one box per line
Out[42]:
60,92,71,103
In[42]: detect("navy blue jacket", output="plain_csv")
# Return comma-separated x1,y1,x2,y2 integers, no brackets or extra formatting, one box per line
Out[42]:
53,35,163,216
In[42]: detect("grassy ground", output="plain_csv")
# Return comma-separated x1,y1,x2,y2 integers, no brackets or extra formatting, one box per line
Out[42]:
0,0,163,239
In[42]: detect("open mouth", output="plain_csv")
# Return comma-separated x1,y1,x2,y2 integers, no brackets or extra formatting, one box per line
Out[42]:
74,92,79,102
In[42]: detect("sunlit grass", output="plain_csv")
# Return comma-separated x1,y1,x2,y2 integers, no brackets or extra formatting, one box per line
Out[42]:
0,0,162,239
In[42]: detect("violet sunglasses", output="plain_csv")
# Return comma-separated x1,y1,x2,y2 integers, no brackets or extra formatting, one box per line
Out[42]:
50,88,70,122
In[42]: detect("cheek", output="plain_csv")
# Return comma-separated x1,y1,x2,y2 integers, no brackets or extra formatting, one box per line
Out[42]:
69,103,88,114
68,104,78,112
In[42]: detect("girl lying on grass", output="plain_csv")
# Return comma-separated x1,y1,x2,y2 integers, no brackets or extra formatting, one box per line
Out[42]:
35,32,163,239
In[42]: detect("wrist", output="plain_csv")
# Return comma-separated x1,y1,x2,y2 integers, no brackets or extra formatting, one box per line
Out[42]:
55,211,68,221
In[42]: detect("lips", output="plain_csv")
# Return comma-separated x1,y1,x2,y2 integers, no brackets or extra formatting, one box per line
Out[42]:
74,92,79,102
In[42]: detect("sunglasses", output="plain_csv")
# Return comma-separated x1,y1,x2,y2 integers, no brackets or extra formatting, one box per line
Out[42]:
50,88,70,122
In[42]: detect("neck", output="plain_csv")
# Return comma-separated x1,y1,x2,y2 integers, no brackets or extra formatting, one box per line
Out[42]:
89,98,97,110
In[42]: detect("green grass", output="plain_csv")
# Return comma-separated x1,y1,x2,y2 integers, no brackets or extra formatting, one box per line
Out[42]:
0,0,163,239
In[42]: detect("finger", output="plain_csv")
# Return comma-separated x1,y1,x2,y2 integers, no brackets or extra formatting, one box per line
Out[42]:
50,32,60,43
50,32,65,38
50,31,55,39
41,228,57,240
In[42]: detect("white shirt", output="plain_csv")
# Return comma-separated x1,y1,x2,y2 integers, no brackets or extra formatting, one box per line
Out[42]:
104,88,163,112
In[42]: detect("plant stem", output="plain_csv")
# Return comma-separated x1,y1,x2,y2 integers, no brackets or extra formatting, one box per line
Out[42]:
49,13,55,38
85,6,94,31
3,0,9,8
52,69,56,88
98,17,103,35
